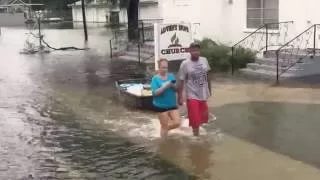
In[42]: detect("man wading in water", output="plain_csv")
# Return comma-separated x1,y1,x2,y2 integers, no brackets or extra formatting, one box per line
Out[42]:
178,43,212,136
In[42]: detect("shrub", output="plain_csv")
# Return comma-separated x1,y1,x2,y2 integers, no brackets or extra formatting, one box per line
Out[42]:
197,38,256,72
232,46,256,70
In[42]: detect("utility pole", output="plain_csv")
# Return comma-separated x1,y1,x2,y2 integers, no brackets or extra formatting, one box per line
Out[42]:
28,0,32,19
38,15,42,49
81,0,88,41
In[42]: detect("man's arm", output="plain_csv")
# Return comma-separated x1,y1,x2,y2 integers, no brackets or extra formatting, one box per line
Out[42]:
178,80,184,98
207,73,212,96
205,58,212,96
178,61,186,105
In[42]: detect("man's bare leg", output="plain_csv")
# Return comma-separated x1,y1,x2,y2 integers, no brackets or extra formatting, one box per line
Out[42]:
193,128,200,136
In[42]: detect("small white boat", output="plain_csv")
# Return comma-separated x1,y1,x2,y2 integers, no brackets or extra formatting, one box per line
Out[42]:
41,17,64,23
115,78,153,110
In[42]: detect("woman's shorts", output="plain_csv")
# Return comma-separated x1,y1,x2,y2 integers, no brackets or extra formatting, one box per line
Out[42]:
153,106,178,113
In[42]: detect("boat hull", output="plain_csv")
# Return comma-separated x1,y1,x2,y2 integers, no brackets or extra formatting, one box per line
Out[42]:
115,78,154,110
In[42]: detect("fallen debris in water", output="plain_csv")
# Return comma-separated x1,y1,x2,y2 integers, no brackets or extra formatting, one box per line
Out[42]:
20,32,89,55
20,47,50,54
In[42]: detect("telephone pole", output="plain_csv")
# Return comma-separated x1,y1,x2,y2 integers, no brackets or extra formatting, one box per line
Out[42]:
81,0,88,41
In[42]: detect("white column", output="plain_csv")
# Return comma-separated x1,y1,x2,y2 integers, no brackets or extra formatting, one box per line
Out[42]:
154,22,160,71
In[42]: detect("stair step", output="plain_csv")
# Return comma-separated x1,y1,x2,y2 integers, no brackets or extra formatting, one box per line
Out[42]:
255,57,281,66
127,42,154,49
264,50,310,59
117,55,154,64
256,57,311,67
141,43,154,49
247,63,302,73
129,47,154,54
255,57,302,66
125,51,154,59
127,42,154,48
239,68,295,78
117,55,140,62
144,41,155,47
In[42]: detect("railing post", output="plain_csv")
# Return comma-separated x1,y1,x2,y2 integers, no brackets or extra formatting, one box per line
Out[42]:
109,39,113,59
138,42,141,64
141,21,145,43
265,24,268,52
38,17,43,49
313,25,317,57
231,47,235,75
276,50,279,84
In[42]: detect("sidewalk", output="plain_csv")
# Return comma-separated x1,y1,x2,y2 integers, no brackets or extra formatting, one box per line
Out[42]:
203,79,320,180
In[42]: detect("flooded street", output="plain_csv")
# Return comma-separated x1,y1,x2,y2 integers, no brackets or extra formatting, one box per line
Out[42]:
0,26,197,179
1,25,320,180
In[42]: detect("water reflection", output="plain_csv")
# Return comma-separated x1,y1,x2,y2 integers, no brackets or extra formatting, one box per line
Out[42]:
156,137,214,179
213,101,320,169
0,26,199,179
5,24,320,179
188,141,212,178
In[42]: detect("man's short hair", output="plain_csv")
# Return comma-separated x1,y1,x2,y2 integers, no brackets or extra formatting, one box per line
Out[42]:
189,42,201,49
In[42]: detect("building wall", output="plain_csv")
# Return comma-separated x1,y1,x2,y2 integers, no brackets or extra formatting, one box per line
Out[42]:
71,6,108,23
72,7,82,22
139,4,160,20
118,8,128,24
0,13,25,26
153,0,320,46
71,6,128,24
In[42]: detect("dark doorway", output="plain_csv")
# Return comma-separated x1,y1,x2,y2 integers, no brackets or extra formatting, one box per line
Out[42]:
110,11,120,25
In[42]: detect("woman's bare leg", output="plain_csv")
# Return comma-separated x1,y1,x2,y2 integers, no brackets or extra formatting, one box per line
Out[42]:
158,112,169,137
167,109,181,130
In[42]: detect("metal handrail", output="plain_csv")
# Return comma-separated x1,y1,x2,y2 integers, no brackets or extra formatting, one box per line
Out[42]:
275,24,320,83
109,19,155,60
232,21,294,48
231,21,294,75
277,24,320,51
232,25,266,48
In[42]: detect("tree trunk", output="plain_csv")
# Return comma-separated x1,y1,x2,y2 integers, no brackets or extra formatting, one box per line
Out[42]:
127,0,139,41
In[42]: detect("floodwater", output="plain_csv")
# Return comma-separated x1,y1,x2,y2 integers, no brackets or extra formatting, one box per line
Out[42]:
1,24,320,180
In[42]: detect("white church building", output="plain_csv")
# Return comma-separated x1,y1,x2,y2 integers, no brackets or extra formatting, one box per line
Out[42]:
140,0,320,46
111,0,320,79
68,0,127,24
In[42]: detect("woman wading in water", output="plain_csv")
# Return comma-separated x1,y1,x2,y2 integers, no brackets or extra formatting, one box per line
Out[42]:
151,59,181,137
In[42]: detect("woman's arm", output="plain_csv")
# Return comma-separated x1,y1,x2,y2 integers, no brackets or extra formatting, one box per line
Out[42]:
151,78,172,96
154,83,170,96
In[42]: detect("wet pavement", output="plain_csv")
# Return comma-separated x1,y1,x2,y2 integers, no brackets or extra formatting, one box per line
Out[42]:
1,25,320,180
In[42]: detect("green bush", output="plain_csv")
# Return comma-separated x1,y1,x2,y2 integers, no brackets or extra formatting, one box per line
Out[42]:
197,38,256,72
232,46,256,70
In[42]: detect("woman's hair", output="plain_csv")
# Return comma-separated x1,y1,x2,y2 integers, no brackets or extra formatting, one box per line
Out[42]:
157,58,168,67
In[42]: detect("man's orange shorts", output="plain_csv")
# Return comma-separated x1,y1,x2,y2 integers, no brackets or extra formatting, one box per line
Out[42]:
186,99,209,128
